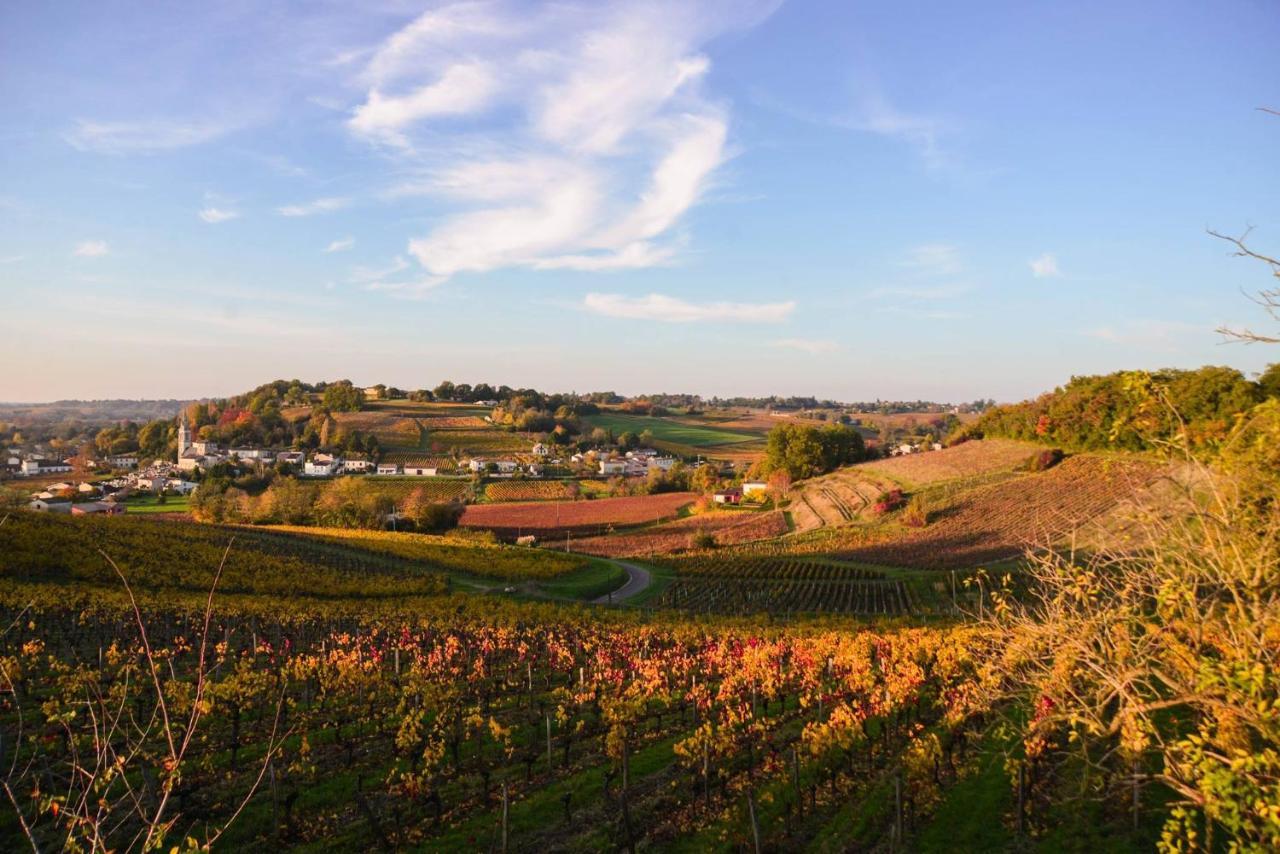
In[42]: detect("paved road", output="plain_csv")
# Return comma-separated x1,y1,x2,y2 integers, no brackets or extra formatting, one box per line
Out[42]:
593,560,652,604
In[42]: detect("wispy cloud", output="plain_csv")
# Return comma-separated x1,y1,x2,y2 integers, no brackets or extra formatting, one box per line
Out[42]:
857,91,948,169
199,206,239,224
324,237,355,253
73,240,109,257
349,256,409,284
900,243,962,276
345,1,778,285
867,283,971,300
1084,319,1202,351
1030,252,1061,278
582,292,794,323
66,118,234,154
276,197,348,217
770,338,839,354
0,255,23,264
365,277,448,300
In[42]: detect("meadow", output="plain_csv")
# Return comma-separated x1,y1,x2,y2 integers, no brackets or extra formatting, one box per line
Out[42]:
583,412,765,451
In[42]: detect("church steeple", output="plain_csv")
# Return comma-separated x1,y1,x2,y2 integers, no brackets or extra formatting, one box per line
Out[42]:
177,415,189,462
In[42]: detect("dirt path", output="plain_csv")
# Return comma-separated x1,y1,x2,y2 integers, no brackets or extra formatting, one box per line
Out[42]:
593,560,652,604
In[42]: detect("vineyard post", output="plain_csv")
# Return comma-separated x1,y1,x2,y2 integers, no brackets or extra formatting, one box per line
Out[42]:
747,790,762,854
792,744,802,817
621,732,636,854
501,781,510,853
546,713,552,772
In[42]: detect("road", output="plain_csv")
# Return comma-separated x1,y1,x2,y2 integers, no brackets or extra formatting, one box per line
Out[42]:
593,560,652,604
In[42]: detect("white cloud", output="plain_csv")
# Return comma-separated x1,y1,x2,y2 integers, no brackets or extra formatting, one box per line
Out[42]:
858,92,947,169
365,277,448,300
900,243,962,276
1030,252,1061,278
346,1,772,286
770,338,839,355
73,240,109,257
324,236,355,253
66,118,233,154
1084,319,1202,351
277,197,348,217
199,206,239,223
582,292,794,323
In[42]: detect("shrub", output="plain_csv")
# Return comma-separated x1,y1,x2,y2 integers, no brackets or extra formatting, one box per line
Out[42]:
1022,448,1065,472
901,494,929,528
692,531,717,550
872,488,906,515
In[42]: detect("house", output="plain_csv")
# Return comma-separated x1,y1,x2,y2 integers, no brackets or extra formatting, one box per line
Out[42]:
106,455,138,469
21,459,72,476
376,462,400,476
76,482,99,495
341,457,373,474
363,386,382,400
71,501,125,516
714,488,743,505
495,460,519,474
135,476,167,492
627,448,659,458
229,448,271,461
303,454,342,477
28,497,72,513
46,482,75,494
531,443,551,457
599,459,626,476
526,463,543,478
649,456,677,473
742,481,769,497
276,451,305,467
165,479,198,495
404,465,438,477
570,453,586,464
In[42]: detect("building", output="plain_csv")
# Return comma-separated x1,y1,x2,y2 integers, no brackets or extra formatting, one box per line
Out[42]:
742,481,769,497
20,458,72,477
649,456,677,473
376,462,400,476
166,479,198,495
532,443,551,457
404,465,438,477
71,501,125,516
276,451,305,467
362,386,382,400
229,448,272,461
599,459,626,476
28,497,72,513
341,457,373,473
714,488,743,505
303,454,341,477
106,455,138,469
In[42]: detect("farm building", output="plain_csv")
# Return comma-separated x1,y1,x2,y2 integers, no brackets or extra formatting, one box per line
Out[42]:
376,463,400,476
404,466,438,477
714,488,743,505
28,497,72,512
342,457,373,473
599,459,626,476
71,501,125,516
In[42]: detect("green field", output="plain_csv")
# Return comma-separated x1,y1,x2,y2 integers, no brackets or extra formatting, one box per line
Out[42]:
123,493,191,513
583,412,763,449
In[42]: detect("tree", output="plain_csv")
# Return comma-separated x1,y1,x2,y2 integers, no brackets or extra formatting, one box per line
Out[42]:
321,380,364,413
434,380,456,401
763,423,866,480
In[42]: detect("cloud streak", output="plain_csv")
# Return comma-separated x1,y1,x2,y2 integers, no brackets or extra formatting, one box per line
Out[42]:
199,207,239,223
277,197,348,217
324,237,355,253
346,1,776,286
66,118,234,154
73,240,109,257
582,292,794,323
1030,252,1061,278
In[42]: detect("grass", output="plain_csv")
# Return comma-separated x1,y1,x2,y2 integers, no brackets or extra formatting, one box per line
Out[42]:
535,558,627,600
124,493,191,513
583,412,762,449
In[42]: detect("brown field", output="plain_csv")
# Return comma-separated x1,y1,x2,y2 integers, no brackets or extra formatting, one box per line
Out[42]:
459,492,696,538
857,438,1041,486
360,478,471,504
838,455,1163,570
331,411,424,447
484,480,579,502
424,429,530,454
568,509,789,557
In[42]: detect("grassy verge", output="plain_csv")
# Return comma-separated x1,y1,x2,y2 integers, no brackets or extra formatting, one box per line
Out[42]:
125,494,191,513
536,559,627,600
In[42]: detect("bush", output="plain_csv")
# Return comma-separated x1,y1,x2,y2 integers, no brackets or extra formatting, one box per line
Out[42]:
1022,448,1065,472
872,488,906,515
901,494,929,527
692,531,717,550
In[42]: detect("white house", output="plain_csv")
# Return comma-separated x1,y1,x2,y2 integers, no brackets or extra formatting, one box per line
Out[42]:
229,448,271,461
106,455,138,469
341,458,373,473
599,459,626,476
649,456,677,473
404,465,438,477
276,451,306,467
21,459,72,476
166,479,198,495
303,454,342,477
376,462,400,476
742,481,769,497
495,460,518,474
76,482,99,495
531,443,551,457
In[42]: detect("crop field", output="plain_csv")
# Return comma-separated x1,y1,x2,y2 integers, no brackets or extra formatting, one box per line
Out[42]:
331,411,425,448
856,438,1041,486
0,576,996,853
583,412,763,449
840,455,1162,570
260,525,587,580
484,480,579,502
359,477,471,504
568,510,789,557
459,492,696,538
654,577,914,616
424,428,531,455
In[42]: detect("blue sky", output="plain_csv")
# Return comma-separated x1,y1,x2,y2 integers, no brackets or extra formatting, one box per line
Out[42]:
1,0,1277,402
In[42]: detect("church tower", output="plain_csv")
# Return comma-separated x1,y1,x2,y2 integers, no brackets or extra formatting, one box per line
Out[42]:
177,415,189,462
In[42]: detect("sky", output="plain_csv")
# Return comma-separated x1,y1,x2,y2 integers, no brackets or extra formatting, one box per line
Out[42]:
1,0,1277,403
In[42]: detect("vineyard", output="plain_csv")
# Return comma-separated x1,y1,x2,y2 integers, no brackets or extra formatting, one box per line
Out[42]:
0,589,1013,852
459,492,696,539
856,439,1039,486
568,510,789,557
484,481,579,502
840,455,1163,570
655,577,914,616
330,411,425,448
358,476,470,504
259,525,588,581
